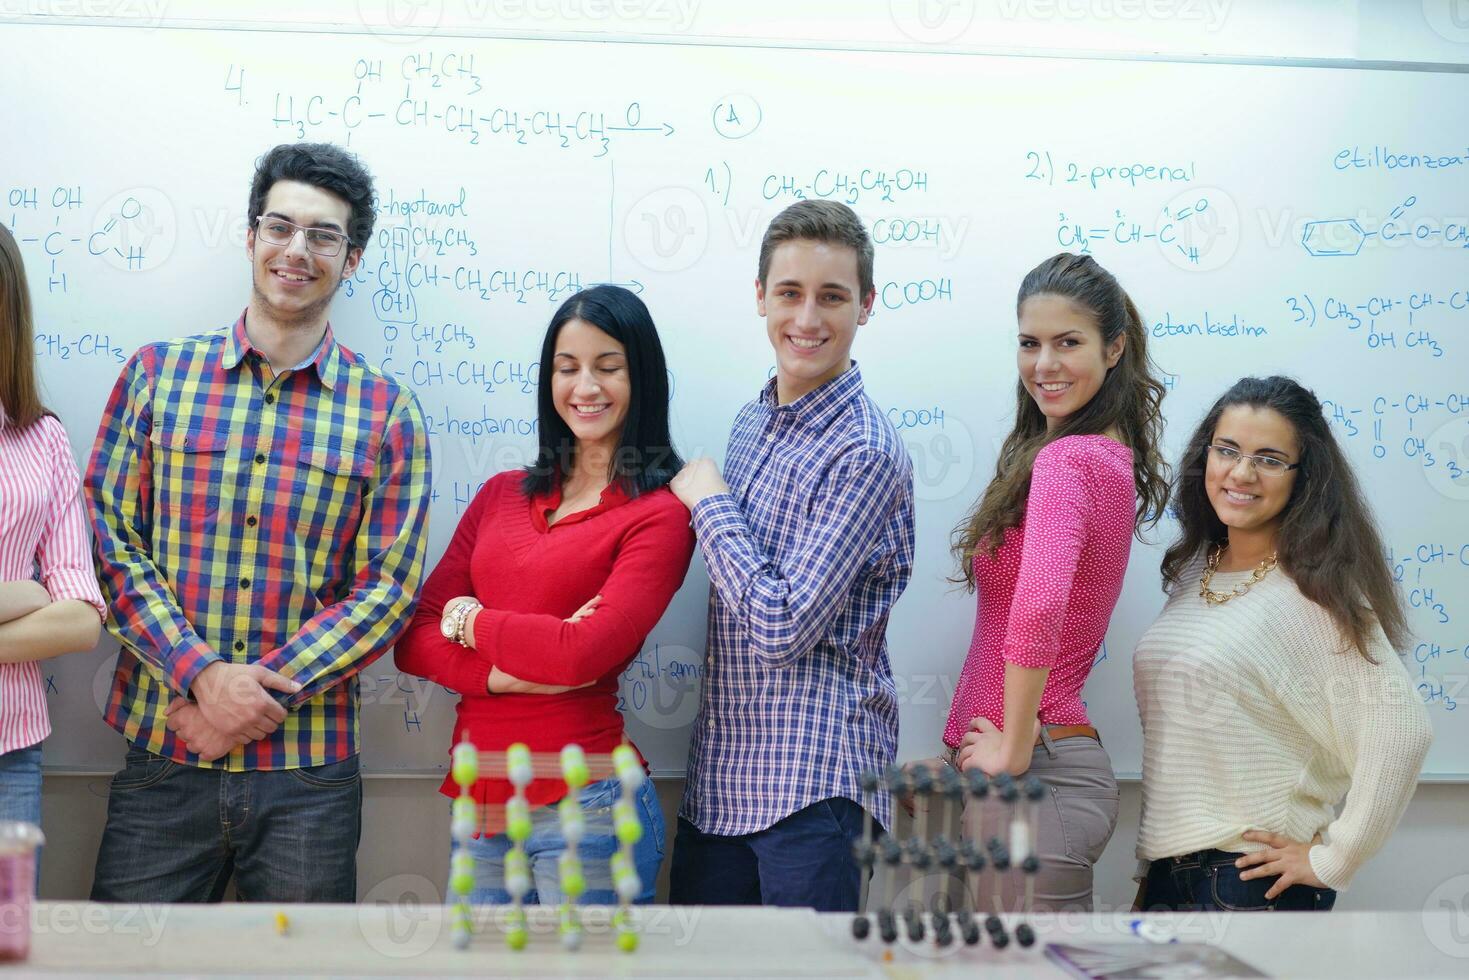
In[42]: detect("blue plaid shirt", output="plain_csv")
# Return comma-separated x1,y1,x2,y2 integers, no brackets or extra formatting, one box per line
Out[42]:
680,364,915,835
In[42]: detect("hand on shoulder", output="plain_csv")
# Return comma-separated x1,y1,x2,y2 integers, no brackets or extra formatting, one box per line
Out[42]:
670,457,728,510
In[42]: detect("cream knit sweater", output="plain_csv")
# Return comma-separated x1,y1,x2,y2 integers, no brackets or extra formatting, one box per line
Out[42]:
1132,553,1433,891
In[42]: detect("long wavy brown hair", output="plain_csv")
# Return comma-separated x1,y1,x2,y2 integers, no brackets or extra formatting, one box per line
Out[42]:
1161,376,1408,661
951,253,1170,589
0,223,49,430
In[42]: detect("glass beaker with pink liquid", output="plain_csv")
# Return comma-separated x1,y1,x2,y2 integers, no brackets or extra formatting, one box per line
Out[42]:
0,822,44,962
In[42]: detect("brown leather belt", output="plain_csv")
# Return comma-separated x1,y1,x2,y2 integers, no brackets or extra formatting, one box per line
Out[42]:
943,724,1100,769
1038,724,1100,746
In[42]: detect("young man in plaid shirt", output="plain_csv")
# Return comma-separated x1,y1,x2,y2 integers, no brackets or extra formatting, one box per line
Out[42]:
668,201,915,911
85,143,431,902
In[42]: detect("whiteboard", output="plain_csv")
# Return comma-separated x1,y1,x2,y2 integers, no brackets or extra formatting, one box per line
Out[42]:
5,22,1466,778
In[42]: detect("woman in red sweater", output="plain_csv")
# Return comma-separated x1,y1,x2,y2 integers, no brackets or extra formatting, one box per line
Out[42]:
395,284,693,905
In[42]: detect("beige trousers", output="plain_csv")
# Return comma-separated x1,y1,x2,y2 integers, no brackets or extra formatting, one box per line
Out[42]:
900,731,1119,914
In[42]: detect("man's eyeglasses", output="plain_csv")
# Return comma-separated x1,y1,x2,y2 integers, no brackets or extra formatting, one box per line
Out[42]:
1206,444,1300,475
254,216,351,257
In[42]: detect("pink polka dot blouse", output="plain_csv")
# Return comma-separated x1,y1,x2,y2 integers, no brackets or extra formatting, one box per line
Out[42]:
942,434,1135,746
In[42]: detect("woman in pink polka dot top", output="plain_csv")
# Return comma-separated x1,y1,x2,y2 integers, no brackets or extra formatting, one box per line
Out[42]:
922,253,1171,912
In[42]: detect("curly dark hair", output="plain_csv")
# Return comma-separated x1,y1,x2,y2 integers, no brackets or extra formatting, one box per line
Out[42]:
1161,375,1408,661
248,143,377,251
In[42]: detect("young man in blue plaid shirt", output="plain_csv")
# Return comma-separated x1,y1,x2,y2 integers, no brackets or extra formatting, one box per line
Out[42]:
668,200,915,911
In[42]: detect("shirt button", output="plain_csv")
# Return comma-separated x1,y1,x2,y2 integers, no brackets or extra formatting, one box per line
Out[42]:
765,432,776,442
707,718,715,730
234,641,245,652
706,656,713,668
239,578,251,589
264,393,275,405
254,453,266,464
246,515,257,527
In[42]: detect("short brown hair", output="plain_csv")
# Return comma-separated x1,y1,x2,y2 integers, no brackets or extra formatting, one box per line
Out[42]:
757,200,874,300
0,223,47,430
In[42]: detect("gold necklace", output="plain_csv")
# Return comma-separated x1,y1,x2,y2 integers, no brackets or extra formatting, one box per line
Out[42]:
1199,544,1277,606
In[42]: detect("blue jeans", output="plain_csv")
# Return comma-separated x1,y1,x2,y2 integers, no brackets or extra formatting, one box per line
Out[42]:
667,797,869,911
458,776,664,905
1142,849,1337,912
90,746,361,903
0,742,44,884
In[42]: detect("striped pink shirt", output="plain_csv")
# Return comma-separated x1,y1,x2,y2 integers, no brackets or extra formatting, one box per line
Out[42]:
0,412,106,754
943,435,1135,745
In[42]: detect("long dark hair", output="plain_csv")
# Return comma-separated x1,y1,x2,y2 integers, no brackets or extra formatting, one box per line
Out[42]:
522,285,683,498
1161,376,1408,661
951,253,1170,588
0,223,49,430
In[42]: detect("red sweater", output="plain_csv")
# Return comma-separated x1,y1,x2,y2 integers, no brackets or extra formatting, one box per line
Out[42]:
394,470,694,808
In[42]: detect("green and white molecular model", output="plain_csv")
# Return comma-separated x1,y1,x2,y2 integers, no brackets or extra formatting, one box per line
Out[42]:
448,739,646,953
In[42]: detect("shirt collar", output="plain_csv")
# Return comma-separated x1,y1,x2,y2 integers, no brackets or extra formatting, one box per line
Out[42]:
530,478,633,533
222,310,342,391
759,361,865,427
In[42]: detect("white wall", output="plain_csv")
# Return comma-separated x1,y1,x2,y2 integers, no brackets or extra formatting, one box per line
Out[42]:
18,0,1469,911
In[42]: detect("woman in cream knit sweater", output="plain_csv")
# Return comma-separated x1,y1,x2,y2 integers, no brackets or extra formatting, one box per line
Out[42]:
1132,376,1432,911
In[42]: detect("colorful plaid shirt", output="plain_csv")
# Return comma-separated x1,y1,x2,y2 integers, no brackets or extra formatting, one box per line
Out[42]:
679,364,915,836
85,313,432,770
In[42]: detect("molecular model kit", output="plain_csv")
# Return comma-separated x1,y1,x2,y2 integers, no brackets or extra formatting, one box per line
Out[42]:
851,763,1049,953
446,739,646,953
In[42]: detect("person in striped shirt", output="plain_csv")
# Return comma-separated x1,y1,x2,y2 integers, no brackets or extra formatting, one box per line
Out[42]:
667,200,916,911
84,144,432,903
0,223,106,854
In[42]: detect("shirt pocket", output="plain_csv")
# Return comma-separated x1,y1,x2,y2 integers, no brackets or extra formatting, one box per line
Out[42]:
148,423,235,536
289,444,374,543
